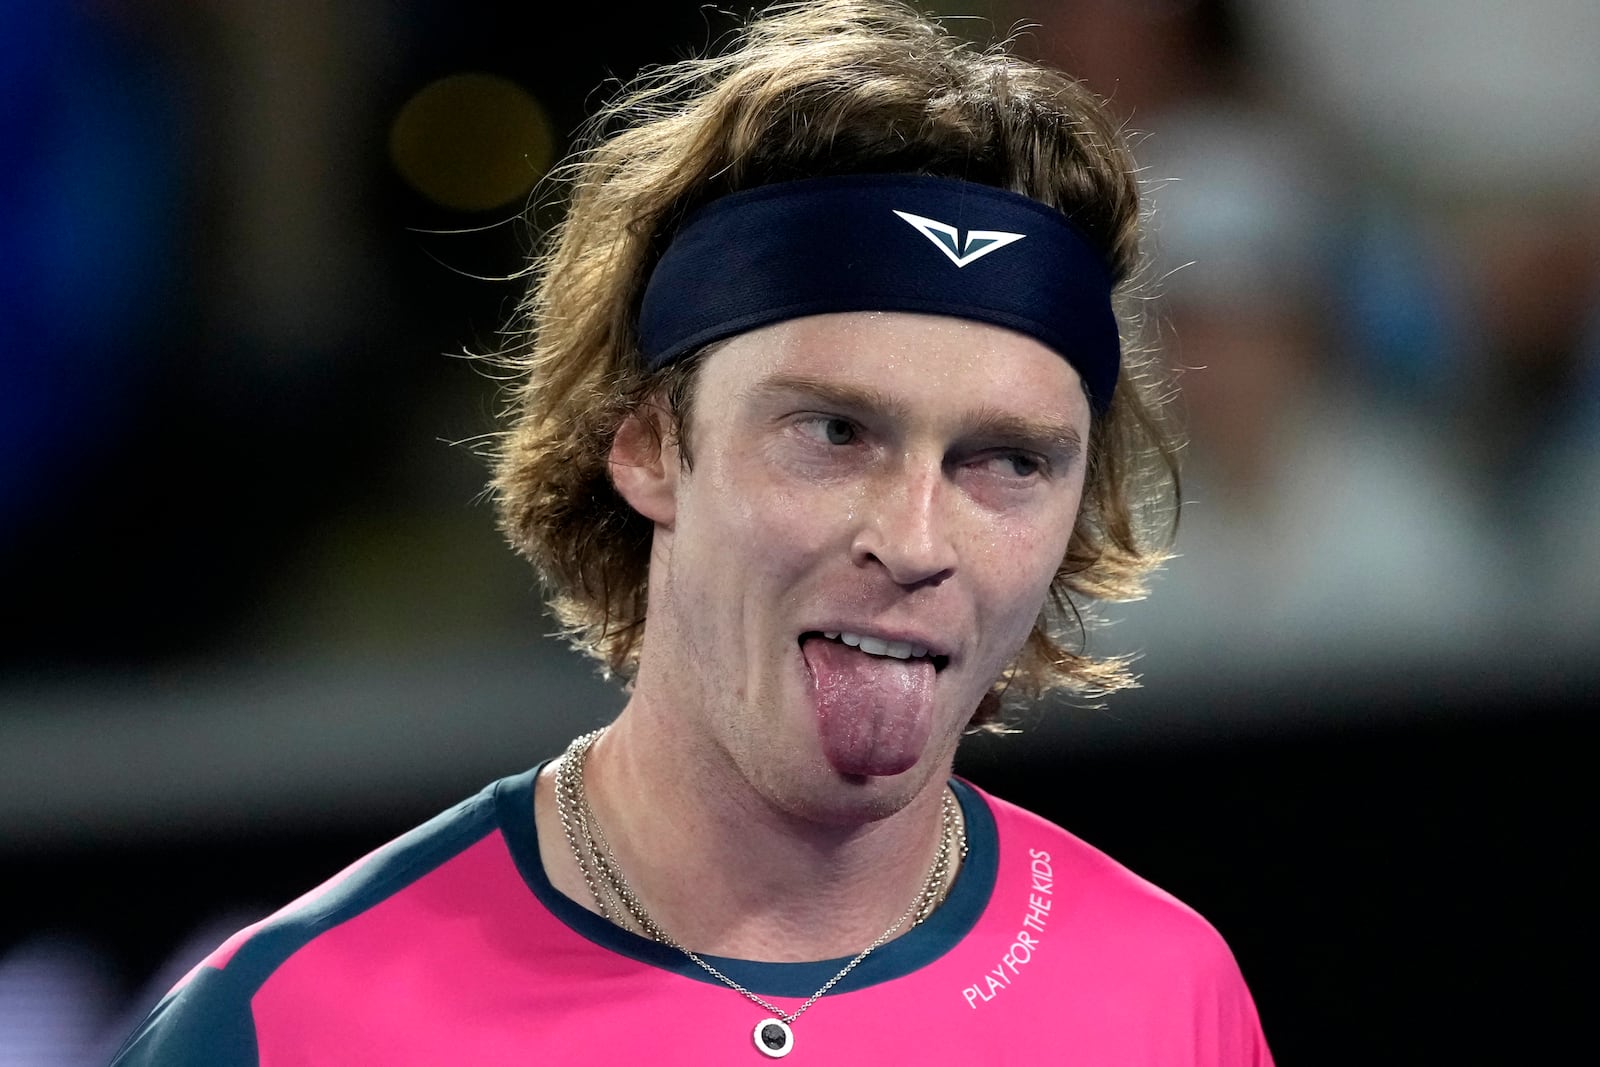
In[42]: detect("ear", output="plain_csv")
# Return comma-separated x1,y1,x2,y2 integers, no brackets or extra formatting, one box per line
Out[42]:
608,403,679,527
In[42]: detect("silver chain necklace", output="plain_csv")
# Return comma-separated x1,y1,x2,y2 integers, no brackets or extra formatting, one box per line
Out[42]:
553,729,966,1059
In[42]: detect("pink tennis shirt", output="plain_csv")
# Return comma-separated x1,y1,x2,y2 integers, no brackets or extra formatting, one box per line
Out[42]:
111,769,1273,1065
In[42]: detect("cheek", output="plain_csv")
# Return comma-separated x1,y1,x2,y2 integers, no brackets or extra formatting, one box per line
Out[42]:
681,459,856,589
733,448,863,537
969,504,1079,626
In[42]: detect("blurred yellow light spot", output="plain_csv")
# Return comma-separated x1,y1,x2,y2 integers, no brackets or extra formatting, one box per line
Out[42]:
390,72,554,212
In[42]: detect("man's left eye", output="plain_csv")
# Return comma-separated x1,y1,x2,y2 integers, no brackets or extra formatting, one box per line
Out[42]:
996,453,1042,478
822,418,856,446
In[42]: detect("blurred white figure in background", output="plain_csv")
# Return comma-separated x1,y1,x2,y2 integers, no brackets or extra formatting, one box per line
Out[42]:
1109,105,1500,671
0,936,117,1067
1239,0,1600,657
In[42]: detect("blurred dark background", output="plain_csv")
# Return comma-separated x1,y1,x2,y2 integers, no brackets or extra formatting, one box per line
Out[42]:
2,1,1593,1063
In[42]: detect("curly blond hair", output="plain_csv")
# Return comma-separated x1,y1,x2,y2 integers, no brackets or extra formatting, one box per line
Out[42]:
492,0,1179,725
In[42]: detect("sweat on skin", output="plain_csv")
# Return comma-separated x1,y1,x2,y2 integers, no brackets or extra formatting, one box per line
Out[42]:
550,310,1089,961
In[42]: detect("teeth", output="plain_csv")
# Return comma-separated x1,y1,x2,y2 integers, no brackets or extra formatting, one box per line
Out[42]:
835,631,929,661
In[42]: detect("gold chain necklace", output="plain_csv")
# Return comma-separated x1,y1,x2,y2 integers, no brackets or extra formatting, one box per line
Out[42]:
553,728,966,1059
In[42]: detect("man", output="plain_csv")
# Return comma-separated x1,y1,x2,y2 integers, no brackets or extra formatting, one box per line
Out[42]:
113,1,1273,1062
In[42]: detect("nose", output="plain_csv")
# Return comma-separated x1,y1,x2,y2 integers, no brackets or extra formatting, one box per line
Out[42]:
850,460,958,588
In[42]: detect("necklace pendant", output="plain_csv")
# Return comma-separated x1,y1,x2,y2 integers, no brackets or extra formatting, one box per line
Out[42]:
753,1018,794,1058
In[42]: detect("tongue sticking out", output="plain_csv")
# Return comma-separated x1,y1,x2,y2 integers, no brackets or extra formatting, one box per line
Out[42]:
801,635,937,777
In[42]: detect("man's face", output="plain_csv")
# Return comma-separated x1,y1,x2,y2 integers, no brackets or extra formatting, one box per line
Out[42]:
632,311,1091,823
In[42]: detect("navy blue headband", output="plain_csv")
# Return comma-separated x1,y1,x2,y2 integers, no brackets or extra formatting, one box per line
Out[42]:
637,173,1121,413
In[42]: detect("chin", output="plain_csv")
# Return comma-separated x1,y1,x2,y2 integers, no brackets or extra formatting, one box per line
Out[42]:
794,753,947,828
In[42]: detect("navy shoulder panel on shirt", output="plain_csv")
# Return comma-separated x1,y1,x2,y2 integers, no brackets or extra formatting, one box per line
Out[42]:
106,961,260,1067
107,773,529,1066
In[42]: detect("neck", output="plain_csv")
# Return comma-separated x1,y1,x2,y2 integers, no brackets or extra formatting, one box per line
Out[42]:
539,696,960,962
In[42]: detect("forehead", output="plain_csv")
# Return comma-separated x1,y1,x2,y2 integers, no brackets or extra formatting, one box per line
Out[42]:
696,311,1091,430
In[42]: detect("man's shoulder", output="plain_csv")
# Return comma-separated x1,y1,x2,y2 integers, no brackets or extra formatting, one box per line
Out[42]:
213,776,511,974
108,773,528,1066
962,784,1272,1064
973,783,1240,968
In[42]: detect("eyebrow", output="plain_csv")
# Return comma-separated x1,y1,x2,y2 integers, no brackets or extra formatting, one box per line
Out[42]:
751,374,909,420
750,373,1085,461
964,408,1084,463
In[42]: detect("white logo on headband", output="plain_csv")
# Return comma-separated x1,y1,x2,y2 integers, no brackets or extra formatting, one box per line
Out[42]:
892,210,1026,267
